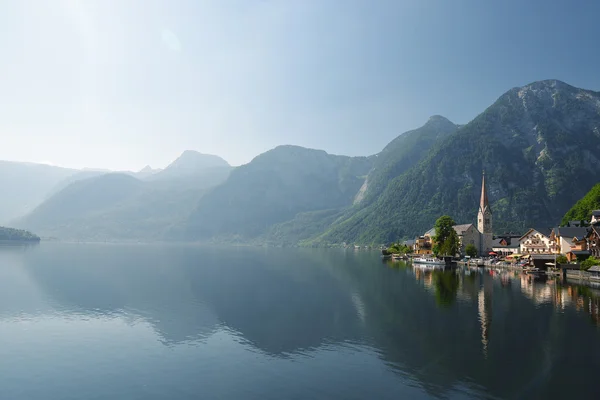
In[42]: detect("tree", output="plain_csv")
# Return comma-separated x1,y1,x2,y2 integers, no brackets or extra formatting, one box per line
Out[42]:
433,215,459,256
581,256,600,271
465,243,478,258
556,254,568,264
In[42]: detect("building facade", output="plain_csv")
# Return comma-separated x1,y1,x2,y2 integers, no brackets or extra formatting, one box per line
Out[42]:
519,229,553,254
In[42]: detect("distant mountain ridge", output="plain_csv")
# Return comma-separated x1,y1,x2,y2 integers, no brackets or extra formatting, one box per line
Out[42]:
175,145,373,241
12,151,233,241
8,79,600,245
150,150,230,181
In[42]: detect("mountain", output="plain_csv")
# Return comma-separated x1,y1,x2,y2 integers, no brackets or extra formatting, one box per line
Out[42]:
354,115,458,205
150,150,230,181
15,173,145,231
562,183,600,225
315,80,600,244
45,170,110,199
175,145,373,241
135,165,162,179
13,151,234,241
0,226,40,241
0,161,77,224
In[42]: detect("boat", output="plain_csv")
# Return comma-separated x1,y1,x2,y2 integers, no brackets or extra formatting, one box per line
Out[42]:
412,257,446,265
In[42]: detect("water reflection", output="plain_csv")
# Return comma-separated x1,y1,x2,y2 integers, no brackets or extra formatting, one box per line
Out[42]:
1,244,600,399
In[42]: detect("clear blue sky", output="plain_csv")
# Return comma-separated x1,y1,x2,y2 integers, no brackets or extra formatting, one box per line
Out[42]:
1,0,599,170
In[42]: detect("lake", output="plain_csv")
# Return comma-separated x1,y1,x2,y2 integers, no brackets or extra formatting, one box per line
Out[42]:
0,243,599,399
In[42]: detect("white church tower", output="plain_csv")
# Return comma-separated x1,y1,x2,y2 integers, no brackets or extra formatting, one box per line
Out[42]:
477,172,493,254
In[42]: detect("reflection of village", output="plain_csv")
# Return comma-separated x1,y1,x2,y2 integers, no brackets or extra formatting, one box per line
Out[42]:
406,264,600,354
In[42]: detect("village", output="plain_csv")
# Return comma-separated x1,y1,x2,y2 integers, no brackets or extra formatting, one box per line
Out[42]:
398,173,600,279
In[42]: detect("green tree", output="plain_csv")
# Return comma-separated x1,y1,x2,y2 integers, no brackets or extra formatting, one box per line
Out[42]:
433,215,459,256
556,254,568,264
581,256,600,271
465,243,478,258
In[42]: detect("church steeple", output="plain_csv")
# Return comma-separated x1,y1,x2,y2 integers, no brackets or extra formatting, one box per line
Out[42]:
480,171,489,212
477,171,493,253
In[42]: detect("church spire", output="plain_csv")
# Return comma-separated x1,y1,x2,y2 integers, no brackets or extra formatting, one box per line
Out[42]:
480,171,489,211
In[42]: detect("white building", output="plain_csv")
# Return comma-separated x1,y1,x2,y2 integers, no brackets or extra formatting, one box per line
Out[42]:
519,229,553,254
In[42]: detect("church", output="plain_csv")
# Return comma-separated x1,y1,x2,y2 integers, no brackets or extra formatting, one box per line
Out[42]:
418,172,493,256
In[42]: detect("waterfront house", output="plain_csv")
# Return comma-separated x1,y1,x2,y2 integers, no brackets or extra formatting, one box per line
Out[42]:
587,226,600,258
565,234,590,262
414,235,433,255
519,229,553,254
550,227,590,254
491,236,520,256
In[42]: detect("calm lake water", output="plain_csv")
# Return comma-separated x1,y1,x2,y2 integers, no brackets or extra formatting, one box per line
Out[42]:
1,243,599,399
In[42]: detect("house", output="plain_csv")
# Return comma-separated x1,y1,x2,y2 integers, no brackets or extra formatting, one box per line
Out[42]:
414,236,433,255
550,227,590,254
565,235,590,262
491,236,520,256
587,226,600,258
519,229,553,254
591,210,600,225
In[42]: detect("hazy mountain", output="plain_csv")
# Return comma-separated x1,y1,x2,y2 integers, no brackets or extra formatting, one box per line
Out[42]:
135,165,162,179
175,145,373,241
150,150,230,181
46,170,110,199
0,161,77,224
315,80,600,244
13,151,234,241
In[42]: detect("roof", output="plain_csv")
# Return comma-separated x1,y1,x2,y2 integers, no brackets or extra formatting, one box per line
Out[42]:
555,227,589,239
425,224,475,237
567,250,590,256
592,210,600,217
491,238,519,248
588,265,600,272
453,224,474,233
568,220,583,227
403,239,415,246
519,228,550,241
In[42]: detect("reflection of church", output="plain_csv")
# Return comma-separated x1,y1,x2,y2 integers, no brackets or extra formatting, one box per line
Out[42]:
478,274,493,358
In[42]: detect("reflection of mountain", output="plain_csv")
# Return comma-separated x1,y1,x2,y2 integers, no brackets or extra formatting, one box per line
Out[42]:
180,249,362,355
17,244,220,345
6,244,600,398
17,244,361,355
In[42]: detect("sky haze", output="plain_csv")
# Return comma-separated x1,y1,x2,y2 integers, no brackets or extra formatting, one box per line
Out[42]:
1,0,600,170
